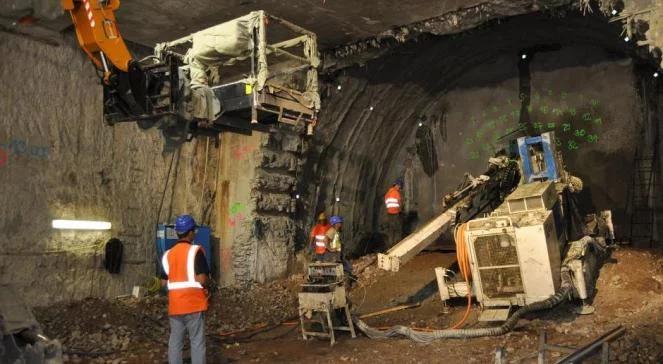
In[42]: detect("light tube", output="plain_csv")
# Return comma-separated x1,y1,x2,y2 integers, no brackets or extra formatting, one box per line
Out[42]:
52,220,111,230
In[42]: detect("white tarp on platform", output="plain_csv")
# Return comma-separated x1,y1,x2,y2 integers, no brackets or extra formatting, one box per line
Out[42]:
184,11,268,89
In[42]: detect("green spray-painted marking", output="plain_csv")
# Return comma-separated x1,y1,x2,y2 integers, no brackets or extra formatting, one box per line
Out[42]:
462,88,606,160
230,202,245,215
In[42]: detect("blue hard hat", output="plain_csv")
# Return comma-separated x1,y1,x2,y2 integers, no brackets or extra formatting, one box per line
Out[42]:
330,215,343,225
394,177,404,187
175,214,197,234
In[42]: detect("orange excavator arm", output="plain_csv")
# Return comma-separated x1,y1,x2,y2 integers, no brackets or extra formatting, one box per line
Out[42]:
61,0,133,82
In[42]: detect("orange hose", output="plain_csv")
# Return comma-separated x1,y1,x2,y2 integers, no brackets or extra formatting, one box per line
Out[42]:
370,223,473,333
450,222,472,329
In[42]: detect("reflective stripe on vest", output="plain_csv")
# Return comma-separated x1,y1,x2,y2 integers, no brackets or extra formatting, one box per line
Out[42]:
164,245,203,290
314,234,326,247
161,250,170,275
385,197,400,209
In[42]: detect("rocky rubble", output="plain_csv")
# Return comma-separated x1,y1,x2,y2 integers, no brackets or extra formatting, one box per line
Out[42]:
31,249,663,363
34,276,303,362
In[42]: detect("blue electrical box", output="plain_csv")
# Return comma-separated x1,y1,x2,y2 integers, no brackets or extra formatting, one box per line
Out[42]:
156,224,212,272
517,132,561,184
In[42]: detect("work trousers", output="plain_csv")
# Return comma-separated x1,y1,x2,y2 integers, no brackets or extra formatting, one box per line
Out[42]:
168,312,206,364
339,250,353,277
385,213,405,248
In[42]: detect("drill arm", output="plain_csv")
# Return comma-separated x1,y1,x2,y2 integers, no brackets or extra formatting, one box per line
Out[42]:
61,0,171,125
61,0,133,82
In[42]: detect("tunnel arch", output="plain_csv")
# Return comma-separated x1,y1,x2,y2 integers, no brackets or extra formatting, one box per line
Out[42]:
301,9,662,254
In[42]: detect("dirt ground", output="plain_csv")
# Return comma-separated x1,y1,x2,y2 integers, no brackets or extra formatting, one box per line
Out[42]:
34,247,663,363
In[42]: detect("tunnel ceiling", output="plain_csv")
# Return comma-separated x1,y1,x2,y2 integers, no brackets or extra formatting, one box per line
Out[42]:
114,0,489,48
2,0,579,49
4,0,661,72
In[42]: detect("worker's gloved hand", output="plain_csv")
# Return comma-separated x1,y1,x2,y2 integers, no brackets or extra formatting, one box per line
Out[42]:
203,278,218,300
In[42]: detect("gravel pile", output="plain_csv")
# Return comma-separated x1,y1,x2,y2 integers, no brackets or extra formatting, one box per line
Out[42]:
34,276,304,362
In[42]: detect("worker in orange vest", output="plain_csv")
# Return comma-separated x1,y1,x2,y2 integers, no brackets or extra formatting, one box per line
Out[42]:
309,212,331,261
161,214,209,364
384,178,405,247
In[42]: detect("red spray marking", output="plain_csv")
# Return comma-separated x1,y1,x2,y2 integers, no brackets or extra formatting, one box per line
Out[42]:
0,148,7,168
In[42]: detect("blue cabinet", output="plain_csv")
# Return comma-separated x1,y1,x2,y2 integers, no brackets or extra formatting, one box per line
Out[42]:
156,224,212,273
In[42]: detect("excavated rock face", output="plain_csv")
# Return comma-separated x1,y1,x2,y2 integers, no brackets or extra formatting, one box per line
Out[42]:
303,11,660,254
241,131,306,283
0,32,212,303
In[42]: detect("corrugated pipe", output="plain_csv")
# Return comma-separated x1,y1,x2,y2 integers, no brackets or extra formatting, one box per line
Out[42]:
354,277,573,343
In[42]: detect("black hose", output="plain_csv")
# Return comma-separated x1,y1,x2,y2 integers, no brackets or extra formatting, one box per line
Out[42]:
208,324,298,343
63,349,122,357
354,284,572,343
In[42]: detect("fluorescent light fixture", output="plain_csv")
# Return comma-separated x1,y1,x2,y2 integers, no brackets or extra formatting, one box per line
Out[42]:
521,54,527,59
52,219,111,230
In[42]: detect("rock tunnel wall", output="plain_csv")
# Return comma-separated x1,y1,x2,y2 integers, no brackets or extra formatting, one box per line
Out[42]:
0,31,211,303
305,12,655,254
0,31,305,304
0,31,241,303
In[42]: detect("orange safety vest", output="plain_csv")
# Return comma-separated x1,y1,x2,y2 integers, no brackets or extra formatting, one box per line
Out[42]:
161,242,208,316
385,187,402,215
311,223,331,254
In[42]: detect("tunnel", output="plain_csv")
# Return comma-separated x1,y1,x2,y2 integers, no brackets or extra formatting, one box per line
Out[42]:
5,1,663,361
304,10,663,256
